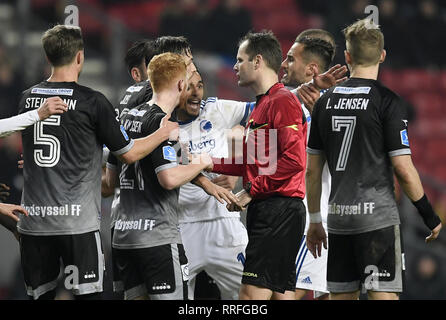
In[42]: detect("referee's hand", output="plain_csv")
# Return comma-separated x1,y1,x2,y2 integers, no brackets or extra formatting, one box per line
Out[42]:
306,223,328,259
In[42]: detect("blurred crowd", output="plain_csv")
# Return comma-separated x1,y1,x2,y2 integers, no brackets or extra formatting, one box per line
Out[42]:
0,0,445,299
299,0,446,68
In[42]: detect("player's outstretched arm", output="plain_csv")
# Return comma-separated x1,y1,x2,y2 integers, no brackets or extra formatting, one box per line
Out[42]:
118,114,179,164
391,155,442,242
192,174,238,205
0,97,67,138
157,154,213,191
306,153,328,258
211,175,239,191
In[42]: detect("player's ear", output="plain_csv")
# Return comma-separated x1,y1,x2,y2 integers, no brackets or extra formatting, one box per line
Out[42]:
131,67,141,83
306,63,319,77
178,79,185,92
76,50,84,66
344,50,352,65
379,49,386,64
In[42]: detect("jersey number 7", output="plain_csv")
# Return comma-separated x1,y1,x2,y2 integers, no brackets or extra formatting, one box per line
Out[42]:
332,116,356,171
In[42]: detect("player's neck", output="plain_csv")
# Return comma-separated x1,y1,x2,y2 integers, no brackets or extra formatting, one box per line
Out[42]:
150,91,178,115
350,65,379,80
176,109,191,122
47,66,79,83
251,69,279,96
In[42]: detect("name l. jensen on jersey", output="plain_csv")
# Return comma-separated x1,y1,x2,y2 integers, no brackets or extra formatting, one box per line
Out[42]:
325,98,370,110
114,219,156,231
22,204,81,217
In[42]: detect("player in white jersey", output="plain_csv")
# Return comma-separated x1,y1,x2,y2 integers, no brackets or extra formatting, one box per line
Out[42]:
177,71,253,299
280,29,342,300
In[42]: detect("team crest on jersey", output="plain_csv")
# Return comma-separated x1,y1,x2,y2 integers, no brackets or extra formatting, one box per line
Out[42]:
200,120,213,133
120,125,129,141
163,146,177,162
400,129,409,146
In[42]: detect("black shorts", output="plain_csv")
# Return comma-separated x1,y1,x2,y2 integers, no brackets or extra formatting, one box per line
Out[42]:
242,196,306,293
114,243,188,300
327,225,405,293
110,228,123,292
20,230,104,299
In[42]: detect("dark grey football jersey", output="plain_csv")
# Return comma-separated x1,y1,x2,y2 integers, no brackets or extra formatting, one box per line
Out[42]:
111,103,181,249
109,80,154,229
17,81,133,235
115,80,153,121
308,78,411,235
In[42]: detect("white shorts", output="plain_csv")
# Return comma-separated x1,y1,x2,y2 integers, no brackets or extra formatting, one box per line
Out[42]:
180,217,248,300
295,235,329,297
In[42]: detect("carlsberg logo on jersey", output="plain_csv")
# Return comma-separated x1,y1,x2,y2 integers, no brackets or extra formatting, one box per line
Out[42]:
188,138,216,153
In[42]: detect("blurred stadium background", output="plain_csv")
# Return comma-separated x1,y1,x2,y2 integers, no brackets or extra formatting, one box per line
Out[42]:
0,0,445,300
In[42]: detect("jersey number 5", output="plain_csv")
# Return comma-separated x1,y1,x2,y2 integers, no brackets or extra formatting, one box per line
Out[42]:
332,116,356,171
33,115,61,167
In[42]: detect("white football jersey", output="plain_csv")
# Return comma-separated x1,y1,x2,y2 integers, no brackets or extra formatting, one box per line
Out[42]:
302,104,331,232
178,97,253,223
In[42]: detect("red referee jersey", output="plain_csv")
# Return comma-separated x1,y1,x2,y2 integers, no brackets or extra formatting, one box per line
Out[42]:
212,82,307,199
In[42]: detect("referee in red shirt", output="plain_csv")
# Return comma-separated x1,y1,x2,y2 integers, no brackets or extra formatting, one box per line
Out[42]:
208,31,307,300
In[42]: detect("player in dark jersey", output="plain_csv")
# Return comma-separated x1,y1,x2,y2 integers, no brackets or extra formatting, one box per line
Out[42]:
106,36,198,294
306,19,442,300
115,36,196,122
113,40,154,123
109,53,213,300
0,97,67,238
17,25,178,300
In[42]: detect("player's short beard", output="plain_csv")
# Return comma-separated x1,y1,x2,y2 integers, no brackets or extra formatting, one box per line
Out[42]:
283,73,304,88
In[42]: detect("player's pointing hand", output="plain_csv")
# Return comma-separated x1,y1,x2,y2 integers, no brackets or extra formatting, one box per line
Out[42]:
37,96,68,120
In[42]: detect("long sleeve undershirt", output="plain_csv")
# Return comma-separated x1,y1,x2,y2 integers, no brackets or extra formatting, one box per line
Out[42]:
0,110,40,138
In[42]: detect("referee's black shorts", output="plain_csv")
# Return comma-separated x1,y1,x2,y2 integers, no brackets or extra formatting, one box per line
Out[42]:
242,196,306,293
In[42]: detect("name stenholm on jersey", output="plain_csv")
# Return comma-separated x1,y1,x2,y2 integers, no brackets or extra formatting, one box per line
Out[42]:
25,97,77,110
